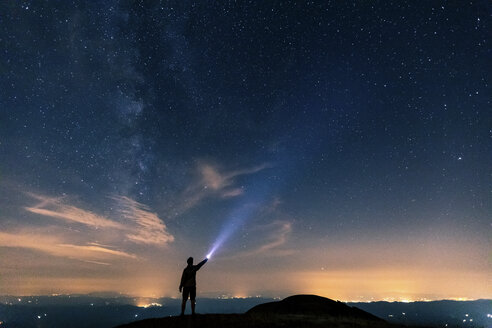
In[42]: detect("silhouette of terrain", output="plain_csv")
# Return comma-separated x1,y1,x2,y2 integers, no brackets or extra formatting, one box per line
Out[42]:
247,294,383,320
116,295,406,328
2,294,488,327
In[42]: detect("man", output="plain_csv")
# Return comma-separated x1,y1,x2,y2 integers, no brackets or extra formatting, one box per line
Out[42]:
179,256,208,316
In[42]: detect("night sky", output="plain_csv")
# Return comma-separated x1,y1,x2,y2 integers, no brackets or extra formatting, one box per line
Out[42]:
1,1,490,301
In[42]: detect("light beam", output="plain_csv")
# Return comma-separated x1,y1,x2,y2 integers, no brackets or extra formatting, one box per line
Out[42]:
206,199,260,259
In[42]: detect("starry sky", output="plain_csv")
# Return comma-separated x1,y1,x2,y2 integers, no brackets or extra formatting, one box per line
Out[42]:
0,1,490,301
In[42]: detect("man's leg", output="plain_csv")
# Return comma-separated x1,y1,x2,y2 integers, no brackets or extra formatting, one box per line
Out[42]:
191,299,196,315
190,287,197,315
181,287,189,316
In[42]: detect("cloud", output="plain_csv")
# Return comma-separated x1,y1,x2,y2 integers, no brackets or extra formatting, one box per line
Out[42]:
0,230,137,262
176,162,271,215
219,220,293,260
58,244,137,259
24,193,174,247
200,163,271,193
247,220,292,256
25,193,123,229
221,188,244,198
82,260,112,266
201,164,228,190
231,198,294,257
114,196,175,246
0,191,175,266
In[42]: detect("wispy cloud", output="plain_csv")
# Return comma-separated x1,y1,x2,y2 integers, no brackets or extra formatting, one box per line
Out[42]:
200,163,270,194
114,196,174,245
245,220,293,256
219,220,294,260
176,162,271,215
0,230,137,262
25,193,123,229
82,260,112,266
234,198,294,257
24,193,174,247
58,244,137,259
221,188,244,198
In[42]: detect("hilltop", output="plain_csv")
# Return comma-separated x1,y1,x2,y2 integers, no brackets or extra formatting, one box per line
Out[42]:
116,294,402,328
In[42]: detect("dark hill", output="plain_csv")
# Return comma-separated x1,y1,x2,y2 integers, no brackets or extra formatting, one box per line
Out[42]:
247,294,383,321
116,295,403,328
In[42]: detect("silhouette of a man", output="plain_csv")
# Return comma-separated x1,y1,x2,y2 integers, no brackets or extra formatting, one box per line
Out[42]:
179,256,208,316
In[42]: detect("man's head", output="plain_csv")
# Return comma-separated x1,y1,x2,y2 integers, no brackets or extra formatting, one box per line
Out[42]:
187,257,193,266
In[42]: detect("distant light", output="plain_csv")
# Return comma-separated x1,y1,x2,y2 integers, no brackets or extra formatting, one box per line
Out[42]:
402,312,406,315
463,319,466,322
469,319,473,322
487,314,492,318
465,314,469,317
140,302,162,308
37,316,41,319
135,314,138,317
18,298,21,302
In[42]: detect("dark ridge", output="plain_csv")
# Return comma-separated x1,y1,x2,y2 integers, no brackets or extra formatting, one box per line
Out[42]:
247,294,383,321
116,294,390,328
116,312,393,328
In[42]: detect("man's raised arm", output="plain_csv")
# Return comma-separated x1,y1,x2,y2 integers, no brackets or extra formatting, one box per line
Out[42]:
195,258,208,270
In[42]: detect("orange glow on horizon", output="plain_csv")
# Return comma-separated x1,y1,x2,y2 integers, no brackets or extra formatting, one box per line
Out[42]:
2,264,489,301
284,268,490,302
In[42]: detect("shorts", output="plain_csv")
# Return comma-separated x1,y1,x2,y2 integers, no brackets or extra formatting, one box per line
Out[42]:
182,286,196,301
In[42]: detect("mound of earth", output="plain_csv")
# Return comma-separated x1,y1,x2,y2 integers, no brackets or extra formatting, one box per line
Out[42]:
247,294,383,321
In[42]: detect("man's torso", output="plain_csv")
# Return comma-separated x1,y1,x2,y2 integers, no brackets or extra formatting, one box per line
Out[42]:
182,266,198,287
